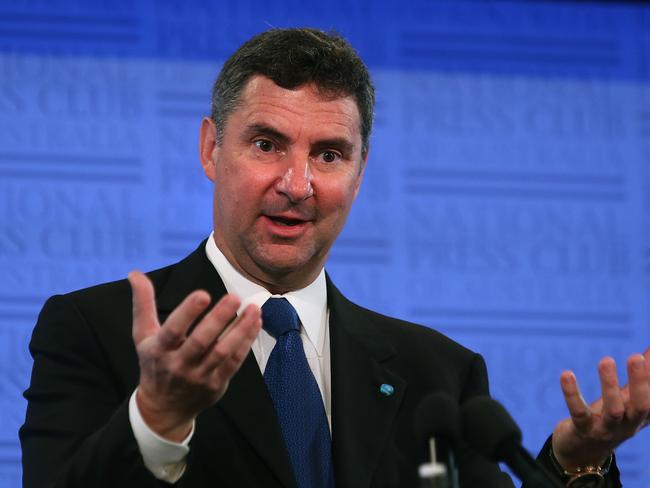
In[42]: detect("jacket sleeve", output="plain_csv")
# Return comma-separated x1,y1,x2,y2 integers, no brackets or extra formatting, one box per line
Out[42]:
531,436,621,488
458,354,623,488
19,294,171,488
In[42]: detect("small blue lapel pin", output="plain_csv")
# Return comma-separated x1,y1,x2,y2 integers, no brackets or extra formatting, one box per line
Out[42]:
379,383,394,397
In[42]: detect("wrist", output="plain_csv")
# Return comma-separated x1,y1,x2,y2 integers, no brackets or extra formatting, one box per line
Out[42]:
551,429,612,470
549,445,613,487
552,449,612,473
136,388,194,442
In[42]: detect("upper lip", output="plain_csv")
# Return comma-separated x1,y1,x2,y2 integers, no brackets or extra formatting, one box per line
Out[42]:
263,212,313,223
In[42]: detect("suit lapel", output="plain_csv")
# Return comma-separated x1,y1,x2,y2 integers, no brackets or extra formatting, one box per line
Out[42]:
327,278,407,488
154,243,406,487
217,354,296,487
156,241,295,487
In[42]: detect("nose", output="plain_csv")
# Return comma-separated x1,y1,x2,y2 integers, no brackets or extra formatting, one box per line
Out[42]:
274,157,314,203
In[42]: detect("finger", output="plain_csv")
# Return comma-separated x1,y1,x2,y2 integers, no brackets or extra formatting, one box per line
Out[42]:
177,294,241,361
212,304,260,360
158,289,213,350
209,307,262,385
560,370,593,432
129,271,160,345
197,304,260,377
599,357,625,428
211,320,262,390
627,354,650,423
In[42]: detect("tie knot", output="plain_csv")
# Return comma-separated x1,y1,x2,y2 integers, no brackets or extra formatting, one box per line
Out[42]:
262,298,300,338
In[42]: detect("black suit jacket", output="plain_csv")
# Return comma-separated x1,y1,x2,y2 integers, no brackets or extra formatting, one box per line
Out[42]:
19,241,617,487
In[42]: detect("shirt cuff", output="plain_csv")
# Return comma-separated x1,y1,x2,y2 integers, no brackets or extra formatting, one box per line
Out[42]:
128,389,194,483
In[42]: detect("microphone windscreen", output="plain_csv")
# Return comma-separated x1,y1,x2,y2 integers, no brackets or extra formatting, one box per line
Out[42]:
413,392,461,448
460,396,522,461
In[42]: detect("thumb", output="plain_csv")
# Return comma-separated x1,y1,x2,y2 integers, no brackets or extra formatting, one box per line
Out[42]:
128,271,160,345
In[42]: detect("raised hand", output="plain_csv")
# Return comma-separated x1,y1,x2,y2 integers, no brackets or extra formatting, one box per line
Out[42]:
128,271,262,442
552,349,650,470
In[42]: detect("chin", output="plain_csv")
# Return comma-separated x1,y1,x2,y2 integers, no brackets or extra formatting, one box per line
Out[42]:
258,256,311,275
253,247,323,280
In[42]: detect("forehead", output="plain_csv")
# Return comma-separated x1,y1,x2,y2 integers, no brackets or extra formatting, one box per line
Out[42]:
230,76,362,144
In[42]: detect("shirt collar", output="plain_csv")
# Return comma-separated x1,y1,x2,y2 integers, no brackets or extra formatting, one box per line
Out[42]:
205,232,327,353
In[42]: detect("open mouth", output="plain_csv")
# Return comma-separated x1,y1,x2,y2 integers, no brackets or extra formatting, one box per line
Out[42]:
267,216,305,227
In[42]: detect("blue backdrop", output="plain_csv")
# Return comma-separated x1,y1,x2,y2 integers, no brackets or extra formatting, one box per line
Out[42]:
1,0,649,486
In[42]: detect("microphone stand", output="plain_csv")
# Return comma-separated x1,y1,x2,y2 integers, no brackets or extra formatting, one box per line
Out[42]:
418,437,460,488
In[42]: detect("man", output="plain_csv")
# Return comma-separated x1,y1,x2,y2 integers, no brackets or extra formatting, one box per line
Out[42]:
20,28,649,487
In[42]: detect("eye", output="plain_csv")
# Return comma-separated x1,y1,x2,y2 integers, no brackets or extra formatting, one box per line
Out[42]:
320,150,341,163
254,139,275,152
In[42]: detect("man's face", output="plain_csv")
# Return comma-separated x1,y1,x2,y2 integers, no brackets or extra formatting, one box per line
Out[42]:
200,76,366,292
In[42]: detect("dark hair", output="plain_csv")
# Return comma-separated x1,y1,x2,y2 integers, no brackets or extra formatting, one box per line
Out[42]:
211,28,375,156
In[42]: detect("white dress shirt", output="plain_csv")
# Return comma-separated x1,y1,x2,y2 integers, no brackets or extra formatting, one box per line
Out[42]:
128,232,331,482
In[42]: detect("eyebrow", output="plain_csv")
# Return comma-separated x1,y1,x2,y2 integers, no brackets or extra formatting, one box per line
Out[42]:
244,123,291,145
245,123,356,156
311,138,355,157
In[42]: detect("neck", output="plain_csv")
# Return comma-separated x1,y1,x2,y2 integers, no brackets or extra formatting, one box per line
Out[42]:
212,236,324,295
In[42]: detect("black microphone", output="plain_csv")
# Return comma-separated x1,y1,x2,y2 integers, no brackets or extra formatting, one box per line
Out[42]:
413,392,461,488
461,396,563,488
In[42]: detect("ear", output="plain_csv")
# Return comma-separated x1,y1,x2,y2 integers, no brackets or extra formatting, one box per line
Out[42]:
199,117,218,181
353,147,369,199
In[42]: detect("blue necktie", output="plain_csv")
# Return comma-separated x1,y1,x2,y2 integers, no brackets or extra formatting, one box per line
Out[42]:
262,298,335,488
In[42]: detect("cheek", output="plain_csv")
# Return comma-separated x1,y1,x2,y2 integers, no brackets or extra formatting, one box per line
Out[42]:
318,181,359,216
217,167,273,216
215,161,247,200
